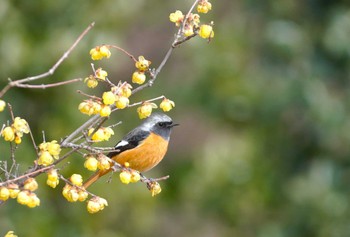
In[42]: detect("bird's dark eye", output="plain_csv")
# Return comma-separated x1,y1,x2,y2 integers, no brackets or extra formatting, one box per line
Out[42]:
158,122,166,127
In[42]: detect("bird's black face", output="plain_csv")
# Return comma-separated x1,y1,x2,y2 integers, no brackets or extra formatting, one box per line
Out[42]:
156,121,178,129
140,113,178,140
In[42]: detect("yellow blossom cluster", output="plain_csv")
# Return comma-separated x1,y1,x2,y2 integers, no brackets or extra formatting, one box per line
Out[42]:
137,102,158,119
46,169,60,188
37,140,61,166
88,127,114,142
89,45,111,60
0,184,20,201
137,98,175,119
79,82,132,117
148,181,162,197
87,196,108,214
62,174,88,202
84,155,99,171
160,98,175,112
169,0,214,39
84,67,108,88
119,170,141,184
17,190,40,208
132,56,151,85
1,117,30,144
84,154,116,173
85,44,175,120
0,178,41,208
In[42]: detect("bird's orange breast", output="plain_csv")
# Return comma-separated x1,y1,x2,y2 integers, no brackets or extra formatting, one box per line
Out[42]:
112,132,169,172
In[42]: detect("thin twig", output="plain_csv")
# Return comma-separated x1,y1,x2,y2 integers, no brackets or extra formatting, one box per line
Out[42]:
15,78,82,89
0,165,54,186
108,45,137,62
128,95,165,108
0,22,95,98
180,0,201,34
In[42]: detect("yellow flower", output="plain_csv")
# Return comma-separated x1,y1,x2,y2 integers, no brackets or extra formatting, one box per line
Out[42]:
4,231,17,237
100,105,111,117
47,169,59,188
95,68,108,80
192,13,201,27
8,184,20,199
23,178,38,192
2,126,15,142
47,140,61,158
102,91,116,105
78,100,100,116
197,0,212,13
130,170,141,183
62,185,79,202
99,45,111,58
0,187,10,201
87,197,108,214
119,171,132,184
78,190,88,202
47,169,58,181
169,10,184,26
198,24,214,39
92,102,102,115
87,198,101,214
135,56,151,72
103,127,114,141
0,100,6,112
132,71,146,84
89,128,105,142
14,136,21,144
17,190,31,205
119,83,132,98
70,174,83,186
149,181,162,197
13,117,29,135
115,96,129,109
84,75,98,88
97,155,111,171
38,151,54,166
27,193,40,208
183,25,194,37
160,98,175,112
89,127,114,142
90,45,111,60
84,155,98,171
137,102,157,119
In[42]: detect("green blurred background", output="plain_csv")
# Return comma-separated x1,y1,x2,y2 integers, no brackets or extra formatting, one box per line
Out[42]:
1,0,350,236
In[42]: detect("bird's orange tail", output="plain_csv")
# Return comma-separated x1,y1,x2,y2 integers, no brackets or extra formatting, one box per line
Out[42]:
83,169,110,189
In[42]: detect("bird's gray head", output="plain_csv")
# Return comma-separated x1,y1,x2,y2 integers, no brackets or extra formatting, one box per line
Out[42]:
141,113,178,140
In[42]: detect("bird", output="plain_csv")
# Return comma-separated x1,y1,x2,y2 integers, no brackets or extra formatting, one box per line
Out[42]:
83,113,178,188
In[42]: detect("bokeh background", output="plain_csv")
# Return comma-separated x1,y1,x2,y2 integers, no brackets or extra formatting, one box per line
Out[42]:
1,0,350,236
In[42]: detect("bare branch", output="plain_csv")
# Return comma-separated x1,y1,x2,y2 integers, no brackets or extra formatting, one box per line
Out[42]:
15,78,82,89
0,22,95,98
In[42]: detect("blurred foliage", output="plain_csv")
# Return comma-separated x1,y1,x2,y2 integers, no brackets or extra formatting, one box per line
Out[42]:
1,0,350,237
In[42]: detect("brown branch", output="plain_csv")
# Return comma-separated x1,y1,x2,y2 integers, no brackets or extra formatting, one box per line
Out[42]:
15,78,82,89
0,22,95,98
0,165,54,186
108,45,137,62
128,95,165,108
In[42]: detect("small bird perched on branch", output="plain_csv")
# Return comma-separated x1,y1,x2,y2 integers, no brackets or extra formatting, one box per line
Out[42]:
83,113,178,188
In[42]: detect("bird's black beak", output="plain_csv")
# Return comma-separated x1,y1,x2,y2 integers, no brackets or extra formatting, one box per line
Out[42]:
169,123,179,128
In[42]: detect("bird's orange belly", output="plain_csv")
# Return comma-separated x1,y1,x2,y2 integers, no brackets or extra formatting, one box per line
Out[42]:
113,132,169,172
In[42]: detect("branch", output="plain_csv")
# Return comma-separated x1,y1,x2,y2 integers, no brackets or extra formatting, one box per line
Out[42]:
15,78,82,89
0,22,95,98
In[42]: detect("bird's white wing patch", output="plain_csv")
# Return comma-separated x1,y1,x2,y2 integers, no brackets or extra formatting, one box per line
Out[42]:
115,140,129,149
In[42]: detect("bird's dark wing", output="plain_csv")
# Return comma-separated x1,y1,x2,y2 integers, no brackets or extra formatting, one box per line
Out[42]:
107,128,150,158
